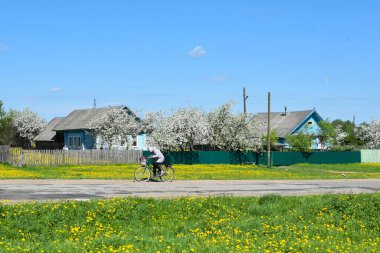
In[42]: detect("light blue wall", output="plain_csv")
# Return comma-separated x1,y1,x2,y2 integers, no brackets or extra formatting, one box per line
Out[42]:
137,133,146,150
293,114,321,135
83,131,95,149
63,130,95,150
64,130,145,150
287,112,323,150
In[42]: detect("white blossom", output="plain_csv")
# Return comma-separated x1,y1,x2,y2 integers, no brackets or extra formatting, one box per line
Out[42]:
142,111,165,134
13,108,46,143
90,107,141,149
334,125,348,146
143,111,175,150
358,120,380,149
145,107,210,151
144,103,261,152
208,103,261,151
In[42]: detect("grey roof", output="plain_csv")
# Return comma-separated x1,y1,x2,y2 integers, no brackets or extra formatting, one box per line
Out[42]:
34,117,64,141
253,110,318,138
52,106,125,131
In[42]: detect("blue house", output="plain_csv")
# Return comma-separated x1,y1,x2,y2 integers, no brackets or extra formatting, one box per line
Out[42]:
51,106,146,150
253,109,324,149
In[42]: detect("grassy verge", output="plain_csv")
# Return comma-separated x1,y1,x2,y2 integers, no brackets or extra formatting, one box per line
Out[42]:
1,163,380,180
0,194,379,252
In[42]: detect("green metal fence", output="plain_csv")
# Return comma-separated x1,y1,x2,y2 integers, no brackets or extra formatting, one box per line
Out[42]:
270,151,361,166
143,150,257,164
143,150,365,165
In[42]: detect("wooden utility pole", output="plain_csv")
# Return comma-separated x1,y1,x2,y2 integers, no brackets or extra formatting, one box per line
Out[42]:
243,87,248,113
267,92,271,168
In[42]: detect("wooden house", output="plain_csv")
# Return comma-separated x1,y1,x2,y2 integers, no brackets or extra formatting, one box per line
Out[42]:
51,106,146,150
253,109,323,149
34,117,65,149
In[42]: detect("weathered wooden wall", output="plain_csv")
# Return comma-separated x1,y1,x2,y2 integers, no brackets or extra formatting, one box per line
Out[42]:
1,147,141,166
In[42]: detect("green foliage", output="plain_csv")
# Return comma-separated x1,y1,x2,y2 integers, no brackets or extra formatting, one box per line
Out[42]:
0,194,379,252
0,101,16,145
286,133,312,152
332,119,364,149
262,130,279,151
317,119,336,149
317,119,364,151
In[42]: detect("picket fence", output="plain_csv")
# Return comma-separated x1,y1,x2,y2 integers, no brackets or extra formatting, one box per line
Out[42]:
0,146,142,166
0,145,9,163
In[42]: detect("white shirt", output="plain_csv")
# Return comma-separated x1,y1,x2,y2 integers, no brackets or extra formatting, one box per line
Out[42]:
149,147,165,163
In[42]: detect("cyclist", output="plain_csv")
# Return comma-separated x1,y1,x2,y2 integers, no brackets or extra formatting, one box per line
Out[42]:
148,146,165,177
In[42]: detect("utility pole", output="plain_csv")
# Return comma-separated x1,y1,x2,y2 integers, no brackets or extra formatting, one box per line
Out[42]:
267,92,271,168
93,99,96,109
243,87,248,113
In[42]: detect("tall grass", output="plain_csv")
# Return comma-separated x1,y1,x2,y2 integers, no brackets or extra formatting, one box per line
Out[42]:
0,194,379,252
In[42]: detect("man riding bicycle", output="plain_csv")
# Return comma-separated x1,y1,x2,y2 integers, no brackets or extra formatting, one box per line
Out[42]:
148,146,165,177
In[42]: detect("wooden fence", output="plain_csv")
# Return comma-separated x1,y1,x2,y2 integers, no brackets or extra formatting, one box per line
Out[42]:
0,146,142,166
0,145,10,163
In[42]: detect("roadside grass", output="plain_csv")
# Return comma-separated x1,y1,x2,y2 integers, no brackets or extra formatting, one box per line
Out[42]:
0,194,379,252
1,163,380,180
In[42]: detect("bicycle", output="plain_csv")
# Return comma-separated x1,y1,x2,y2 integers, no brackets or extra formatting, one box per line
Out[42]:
134,156,174,182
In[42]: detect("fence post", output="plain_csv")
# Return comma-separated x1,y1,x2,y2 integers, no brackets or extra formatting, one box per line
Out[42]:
19,149,25,167
54,150,58,166
62,150,65,165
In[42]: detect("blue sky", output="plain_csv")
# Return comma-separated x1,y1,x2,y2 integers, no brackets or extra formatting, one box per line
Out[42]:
1,0,379,124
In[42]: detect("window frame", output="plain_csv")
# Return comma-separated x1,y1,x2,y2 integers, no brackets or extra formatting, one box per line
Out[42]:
131,135,138,147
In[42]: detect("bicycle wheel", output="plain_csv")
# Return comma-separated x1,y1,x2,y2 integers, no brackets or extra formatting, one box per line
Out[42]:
160,165,174,182
134,166,151,182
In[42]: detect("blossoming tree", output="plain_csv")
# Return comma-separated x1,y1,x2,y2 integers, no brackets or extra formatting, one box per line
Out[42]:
358,120,380,149
208,103,261,151
90,107,141,149
13,108,46,148
0,101,15,145
144,103,261,152
144,107,210,151
142,111,176,150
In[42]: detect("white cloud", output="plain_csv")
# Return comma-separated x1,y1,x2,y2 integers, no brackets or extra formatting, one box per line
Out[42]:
188,45,206,58
49,87,62,93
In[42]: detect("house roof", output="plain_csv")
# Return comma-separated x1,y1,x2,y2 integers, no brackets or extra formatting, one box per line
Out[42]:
52,106,126,131
34,117,64,141
253,109,322,138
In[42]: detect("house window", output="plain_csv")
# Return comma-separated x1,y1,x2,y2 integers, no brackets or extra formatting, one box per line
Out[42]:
307,121,313,125
68,135,83,149
132,135,138,147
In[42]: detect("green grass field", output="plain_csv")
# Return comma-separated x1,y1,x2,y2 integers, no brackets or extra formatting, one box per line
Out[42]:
1,163,380,180
0,194,379,252
1,163,379,252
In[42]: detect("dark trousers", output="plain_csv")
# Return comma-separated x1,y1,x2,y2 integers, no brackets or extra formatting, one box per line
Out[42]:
153,161,163,175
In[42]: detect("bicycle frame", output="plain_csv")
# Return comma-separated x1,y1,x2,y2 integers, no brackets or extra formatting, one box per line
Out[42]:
142,156,163,170
135,156,174,182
